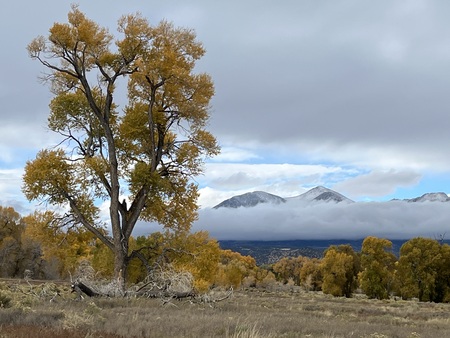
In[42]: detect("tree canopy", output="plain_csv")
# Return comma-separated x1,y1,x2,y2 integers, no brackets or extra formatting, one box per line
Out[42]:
320,244,360,297
23,5,219,286
396,237,450,302
358,236,396,299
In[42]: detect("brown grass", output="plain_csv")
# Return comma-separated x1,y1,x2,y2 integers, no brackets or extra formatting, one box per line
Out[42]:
1,281,450,337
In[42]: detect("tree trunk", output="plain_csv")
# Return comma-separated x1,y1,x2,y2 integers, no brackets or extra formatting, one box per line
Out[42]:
113,235,129,292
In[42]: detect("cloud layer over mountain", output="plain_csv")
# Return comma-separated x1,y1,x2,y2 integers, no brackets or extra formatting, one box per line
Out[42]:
192,199,450,241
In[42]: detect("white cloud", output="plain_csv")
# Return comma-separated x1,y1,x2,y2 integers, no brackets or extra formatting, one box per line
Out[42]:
333,169,422,198
0,123,59,156
0,168,32,213
295,142,450,173
212,146,261,162
204,163,345,187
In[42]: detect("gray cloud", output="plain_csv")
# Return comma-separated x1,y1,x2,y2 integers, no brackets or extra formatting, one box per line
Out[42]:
4,2,450,149
192,200,450,241
5,1,450,169
196,1,450,169
210,172,265,190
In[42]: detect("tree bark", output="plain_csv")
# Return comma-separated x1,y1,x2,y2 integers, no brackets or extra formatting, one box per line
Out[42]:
71,281,100,299
113,233,129,292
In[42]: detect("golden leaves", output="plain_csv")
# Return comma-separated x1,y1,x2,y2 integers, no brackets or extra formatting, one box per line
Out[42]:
63,5,112,55
358,237,396,299
321,245,359,297
26,36,46,59
396,237,447,301
49,22,75,50
22,149,73,203
23,210,98,277
116,14,152,61
169,231,221,292
22,149,101,223
215,249,257,289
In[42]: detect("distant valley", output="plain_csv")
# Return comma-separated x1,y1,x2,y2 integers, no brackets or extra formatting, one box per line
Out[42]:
218,239,450,265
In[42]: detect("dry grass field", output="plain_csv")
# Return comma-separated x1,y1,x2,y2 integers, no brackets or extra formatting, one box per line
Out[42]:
0,281,450,338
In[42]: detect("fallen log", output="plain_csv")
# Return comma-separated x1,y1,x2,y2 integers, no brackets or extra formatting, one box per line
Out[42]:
71,281,101,299
137,289,196,299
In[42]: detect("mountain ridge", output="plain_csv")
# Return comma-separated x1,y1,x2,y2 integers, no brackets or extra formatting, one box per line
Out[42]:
213,186,450,209
405,192,450,203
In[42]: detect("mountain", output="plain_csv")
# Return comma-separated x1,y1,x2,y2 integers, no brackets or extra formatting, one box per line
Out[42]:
287,186,354,204
213,186,449,210
405,192,450,203
213,191,286,209
213,186,353,209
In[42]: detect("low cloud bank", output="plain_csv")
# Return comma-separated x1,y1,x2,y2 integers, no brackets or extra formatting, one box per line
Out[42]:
192,201,450,240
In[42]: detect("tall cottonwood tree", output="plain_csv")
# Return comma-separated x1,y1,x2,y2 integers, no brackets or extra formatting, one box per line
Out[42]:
23,5,219,287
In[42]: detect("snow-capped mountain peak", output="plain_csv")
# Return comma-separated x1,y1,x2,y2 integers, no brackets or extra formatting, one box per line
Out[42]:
213,191,286,209
212,187,450,210
286,186,354,204
406,192,450,203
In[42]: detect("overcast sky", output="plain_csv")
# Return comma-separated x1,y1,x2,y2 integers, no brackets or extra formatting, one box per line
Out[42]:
2,1,450,240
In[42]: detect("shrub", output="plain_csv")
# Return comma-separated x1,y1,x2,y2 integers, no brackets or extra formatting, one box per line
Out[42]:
0,291,12,308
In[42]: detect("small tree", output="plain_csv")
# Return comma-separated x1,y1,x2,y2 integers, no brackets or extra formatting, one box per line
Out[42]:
158,231,221,292
0,206,46,278
215,250,257,289
23,210,97,278
272,256,307,285
300,258,322,291
358,236,396,299
0,206,24,277
24,5,219,287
